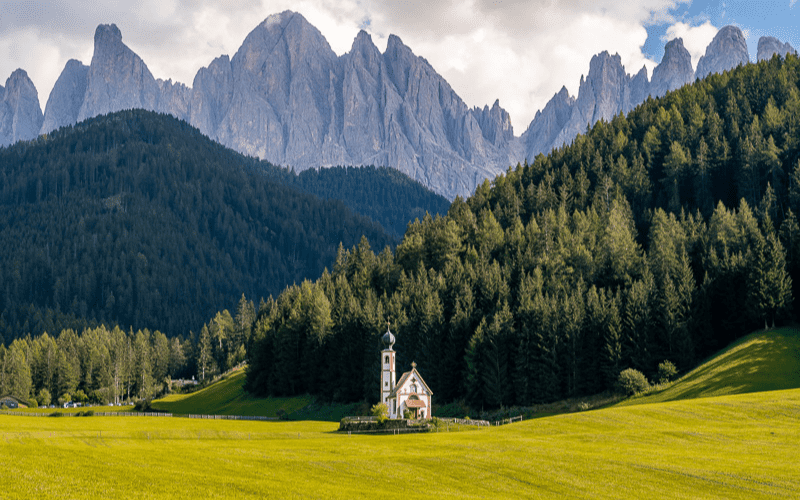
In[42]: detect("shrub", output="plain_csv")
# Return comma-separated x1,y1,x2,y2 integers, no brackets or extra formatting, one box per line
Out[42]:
134,399,153,412
49,412,63,417
402,409,414,419
0,404,7,411
657,360,679,384
276,409,289,420
38,388,51,407
370,402,389,419
617,368,650,396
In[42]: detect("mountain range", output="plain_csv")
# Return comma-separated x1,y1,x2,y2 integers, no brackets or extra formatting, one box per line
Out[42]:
1,11,797,199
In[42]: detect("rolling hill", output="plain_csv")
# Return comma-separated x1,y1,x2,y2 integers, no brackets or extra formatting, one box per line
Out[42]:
620,326,800,406
0,110,447,341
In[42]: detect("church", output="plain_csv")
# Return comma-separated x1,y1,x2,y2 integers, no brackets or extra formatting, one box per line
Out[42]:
380,324,433,419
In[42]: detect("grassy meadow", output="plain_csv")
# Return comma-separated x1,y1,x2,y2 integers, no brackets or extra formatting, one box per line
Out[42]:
151,369,363,421
619,327,800,406
2,389,799,499
2,327,800,499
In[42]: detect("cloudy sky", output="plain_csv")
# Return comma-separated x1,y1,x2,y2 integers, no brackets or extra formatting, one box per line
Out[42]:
1,0,797,132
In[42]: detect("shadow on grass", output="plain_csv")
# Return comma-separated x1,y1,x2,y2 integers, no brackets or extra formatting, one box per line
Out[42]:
630,327,800,405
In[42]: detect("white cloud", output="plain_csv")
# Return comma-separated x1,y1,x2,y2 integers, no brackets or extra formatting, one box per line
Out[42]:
1,0,691,132
663,20,719,69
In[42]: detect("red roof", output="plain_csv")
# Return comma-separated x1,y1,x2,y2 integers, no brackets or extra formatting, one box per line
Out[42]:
405,399,427,408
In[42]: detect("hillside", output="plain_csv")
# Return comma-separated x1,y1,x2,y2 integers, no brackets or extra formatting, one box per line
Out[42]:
0,110,396,340
244,51,800,406
621,327,800,405
152,369,313,417
259,165,452,239
151,367,363,421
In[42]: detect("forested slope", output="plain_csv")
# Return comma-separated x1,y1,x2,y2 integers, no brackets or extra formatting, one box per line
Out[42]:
0,110,394,341
245,53,800,406
259,165,451,239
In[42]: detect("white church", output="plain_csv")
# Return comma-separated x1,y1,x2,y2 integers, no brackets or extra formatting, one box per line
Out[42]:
380,323,433,419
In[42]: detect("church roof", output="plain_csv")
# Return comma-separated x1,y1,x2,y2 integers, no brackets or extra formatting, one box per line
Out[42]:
387,363,433,399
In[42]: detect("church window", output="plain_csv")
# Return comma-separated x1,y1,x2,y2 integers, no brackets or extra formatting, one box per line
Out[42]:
384,355,389,364
384,381,388,387
410,384,417,393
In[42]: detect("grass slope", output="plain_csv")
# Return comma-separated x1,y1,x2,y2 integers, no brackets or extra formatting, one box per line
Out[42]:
1,388,798,498
620,327,800,406
151,368,365,421
151,369,313,417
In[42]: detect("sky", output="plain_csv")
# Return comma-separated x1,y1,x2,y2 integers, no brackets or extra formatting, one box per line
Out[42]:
0,1,798,133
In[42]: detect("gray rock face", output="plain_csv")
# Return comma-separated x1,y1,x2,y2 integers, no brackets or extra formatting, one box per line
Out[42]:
41,59,89,134
520,86,574,160
157,79,191,119
0,69,44,146
650,38,694,98
554,52,630,149
623,66,650,114
757,36,797,61
78,24,161,122
696,25,750,80
189,55,234,138
34,17,798,199
474,99,515,147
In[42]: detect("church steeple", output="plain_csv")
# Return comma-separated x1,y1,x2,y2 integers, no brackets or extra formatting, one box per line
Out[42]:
380,320,396,410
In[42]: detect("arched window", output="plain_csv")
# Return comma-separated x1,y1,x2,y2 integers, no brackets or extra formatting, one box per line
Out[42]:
384,355,389,364
410,384,417,393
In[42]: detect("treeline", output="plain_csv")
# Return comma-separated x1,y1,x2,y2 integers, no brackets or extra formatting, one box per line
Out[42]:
259,164,452,239
243,53,800,406
0,110,395,342
0,325,193,406
0,293,265,405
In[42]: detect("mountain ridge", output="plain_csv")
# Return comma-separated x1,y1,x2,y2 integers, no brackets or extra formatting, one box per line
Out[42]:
3,14,797,198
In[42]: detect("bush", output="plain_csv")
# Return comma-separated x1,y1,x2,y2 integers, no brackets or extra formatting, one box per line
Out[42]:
49,411,63,417
657,360,678,384
402,409,414,420
134,399,153,412
276,409,289,420
617,368,650,396
38,388,51,407
370,402,389,419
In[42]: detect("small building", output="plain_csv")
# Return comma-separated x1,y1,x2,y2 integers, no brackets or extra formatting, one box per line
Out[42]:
0,395,27,409
380,325,433,419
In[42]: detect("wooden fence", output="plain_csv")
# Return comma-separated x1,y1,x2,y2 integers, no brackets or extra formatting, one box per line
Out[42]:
0,410,275,421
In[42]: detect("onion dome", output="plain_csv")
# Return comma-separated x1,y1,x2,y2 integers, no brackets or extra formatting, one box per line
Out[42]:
382,323,395,349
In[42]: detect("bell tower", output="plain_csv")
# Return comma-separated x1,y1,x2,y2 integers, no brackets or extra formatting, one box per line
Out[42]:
380,321,396,409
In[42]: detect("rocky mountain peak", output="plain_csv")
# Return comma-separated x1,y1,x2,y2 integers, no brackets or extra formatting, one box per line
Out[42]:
0,69,44,146
650,37,694,98
41,59,89,134
94,23,123,46
696,25,749,80
78,23,161,122
757,36,797,61
474,99,514,146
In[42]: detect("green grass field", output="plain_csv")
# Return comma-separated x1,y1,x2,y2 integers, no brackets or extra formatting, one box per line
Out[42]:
151,369,313,417
2,328,799,499
150,369,364,421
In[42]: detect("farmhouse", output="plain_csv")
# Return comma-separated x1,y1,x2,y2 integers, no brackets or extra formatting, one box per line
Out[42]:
0,395,27,409
380,324,433,419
